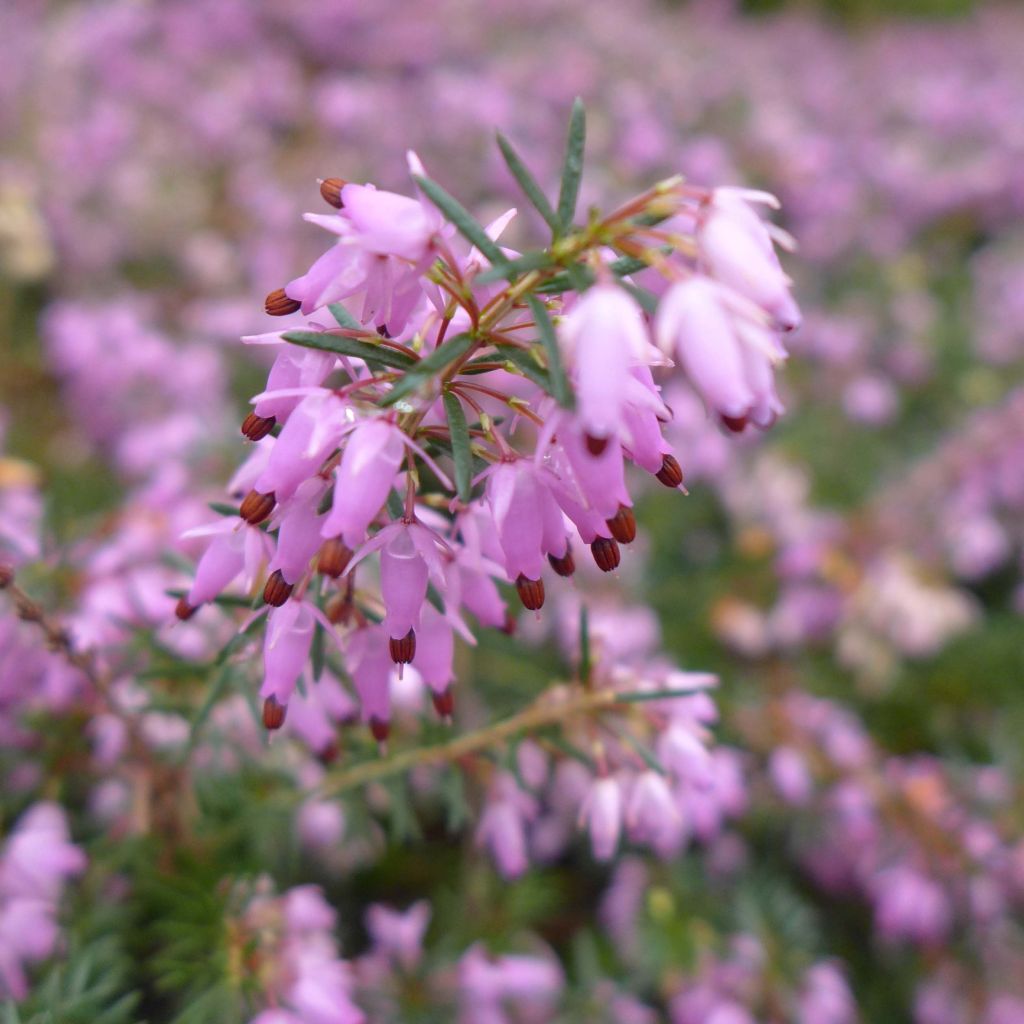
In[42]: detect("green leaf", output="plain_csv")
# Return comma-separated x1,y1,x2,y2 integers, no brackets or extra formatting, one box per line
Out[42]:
282,329,415,370
526,297,572,408
413,175,507,266
379,332,474,407
206,501,239,517
496,131,560,232
442,390,473,502
578,603,591,683
556,98,587,234
327,301,362,331
495,344,553,392
311,619,326,681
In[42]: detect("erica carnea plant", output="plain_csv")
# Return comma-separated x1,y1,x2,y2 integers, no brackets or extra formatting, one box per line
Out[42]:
177,99,798,758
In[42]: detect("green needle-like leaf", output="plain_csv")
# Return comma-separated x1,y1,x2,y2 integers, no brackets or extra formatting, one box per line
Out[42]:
526,296,572,408
414,175,507,267
556,98,587,234
496,131,560,232
327,301,363,331
379,332,474,407
442,390,473,502
282,329,415,370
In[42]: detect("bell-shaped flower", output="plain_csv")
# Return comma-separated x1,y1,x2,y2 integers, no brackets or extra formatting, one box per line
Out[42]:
254,391,350,502
347,626,393,733
557,425,632,521
183,519,272,608
620,365,675,474
250,347,337,424
700,188,802,331
349,519,449,645
579,776,624,862
285,241,370,315
625,771,683,849
269,479,328,585
559,285,661,444
260,600,318,707
656,278,785,431
322,419,405,548
485,461,567,584
414,605,455,697
475,774,538,880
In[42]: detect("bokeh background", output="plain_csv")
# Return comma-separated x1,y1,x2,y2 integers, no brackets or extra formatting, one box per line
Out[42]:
3,0,1024,1020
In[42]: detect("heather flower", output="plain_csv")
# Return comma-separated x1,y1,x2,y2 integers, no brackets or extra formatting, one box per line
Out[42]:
579,776,624,862
656,277,786,431
559,284,661,445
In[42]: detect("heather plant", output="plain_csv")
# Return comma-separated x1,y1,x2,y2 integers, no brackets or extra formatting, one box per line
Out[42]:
4,2,1024,1022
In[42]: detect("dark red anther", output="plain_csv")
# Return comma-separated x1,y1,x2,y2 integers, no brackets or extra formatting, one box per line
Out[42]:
369,716,390,745
389,628,416,665
0,564,14,589
240,489,275,525
547,550,576,577
431,687,455,720
655,453,684,489
501,612,517,635
174,597,197,621
585,433,609,457
241,411,276,441
264,287,301,317
319,177,347,208
515,574,545,611
263,569,293,607
591,536,621,573
318,538,353,578
263,695,287,730
720,413,749,434
606,504,637,544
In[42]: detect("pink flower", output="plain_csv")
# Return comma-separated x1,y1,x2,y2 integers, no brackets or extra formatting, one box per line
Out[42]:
183,519,271,608
656,277,785,431
700,188,801,331
579,776,624,862
559,285,660,444
485,460,567,584
365,901,431,971
322,420,406,548
261,600,318,707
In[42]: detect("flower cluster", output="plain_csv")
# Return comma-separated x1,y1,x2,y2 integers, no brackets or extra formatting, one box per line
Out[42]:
179,116,800,750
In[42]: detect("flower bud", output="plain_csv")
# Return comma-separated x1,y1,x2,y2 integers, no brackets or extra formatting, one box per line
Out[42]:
263,695,287,730
655,454,684,488
319,177,347,208
515,574,545,611
547,550,575,577
240,488,275,525
318,538,353,578
240,411,276,441
174,597,197,621
606,505,636,544
590,537,621,572
264,287,301,317
263,569,293,607
389,628,416,665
